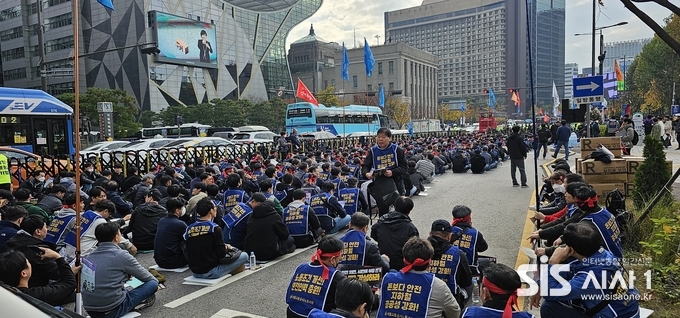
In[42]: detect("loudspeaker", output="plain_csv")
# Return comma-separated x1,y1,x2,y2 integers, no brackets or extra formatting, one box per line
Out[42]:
562,99,587,123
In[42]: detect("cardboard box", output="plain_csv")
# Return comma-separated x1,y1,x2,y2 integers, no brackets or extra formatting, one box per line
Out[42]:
591,183,626,203
580,158,629,183
624,183,635,197
575,158,583,174
625,157,673,183
580,137,623,158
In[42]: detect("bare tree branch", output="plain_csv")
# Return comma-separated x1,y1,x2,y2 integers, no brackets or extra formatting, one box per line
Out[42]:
630,0,680,16
620,0,680,56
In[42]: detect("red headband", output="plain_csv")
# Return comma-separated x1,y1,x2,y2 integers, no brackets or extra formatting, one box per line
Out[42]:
451,215,471,226
311,249,342,279
482,277,518,318
576,195,598,208
401,258,430,273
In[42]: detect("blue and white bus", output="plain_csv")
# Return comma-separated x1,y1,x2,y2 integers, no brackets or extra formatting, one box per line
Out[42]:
0,87,75,156
286,102,388,136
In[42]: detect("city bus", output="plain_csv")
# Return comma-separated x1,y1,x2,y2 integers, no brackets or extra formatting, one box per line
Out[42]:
0,87,75,157
286,102,388,136
139,123,211,139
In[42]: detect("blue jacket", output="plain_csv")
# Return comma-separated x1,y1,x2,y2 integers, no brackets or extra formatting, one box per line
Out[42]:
555,125,572,142
541,248,640,318
153,214,188,269
0,220,20,252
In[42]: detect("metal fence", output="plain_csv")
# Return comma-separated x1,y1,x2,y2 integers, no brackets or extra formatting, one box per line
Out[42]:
6,131,462,184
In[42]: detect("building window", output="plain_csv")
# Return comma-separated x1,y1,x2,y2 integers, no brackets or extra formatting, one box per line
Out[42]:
389,82,394,91
3,67,26,81
45,36,73,53
1,47,25,61
0,5,21,21
0,26,22,41
46,12,72,29
378,62,383,75
324,80,328,89
331,79,335,87
353,75,357,88
368,84,373,91
389,61,394,74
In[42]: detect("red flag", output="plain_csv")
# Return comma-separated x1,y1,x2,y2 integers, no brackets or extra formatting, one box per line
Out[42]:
511,91,521,106
544,115,549,123
295,78,318,106
538,108,543,116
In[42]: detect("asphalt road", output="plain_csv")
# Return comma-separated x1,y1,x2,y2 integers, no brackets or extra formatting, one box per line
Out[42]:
109,156,541,318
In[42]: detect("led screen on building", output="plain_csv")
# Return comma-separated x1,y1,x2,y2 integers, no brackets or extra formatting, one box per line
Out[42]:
150,11,218,69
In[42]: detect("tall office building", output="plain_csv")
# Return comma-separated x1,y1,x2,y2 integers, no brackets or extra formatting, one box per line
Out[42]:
602,38,650,73
0,0,321,111
288,25,341,94
526,0,565,108
386,1,524,109
564,62,578,100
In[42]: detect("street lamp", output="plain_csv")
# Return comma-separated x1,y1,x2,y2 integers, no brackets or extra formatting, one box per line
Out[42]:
575,21,628,75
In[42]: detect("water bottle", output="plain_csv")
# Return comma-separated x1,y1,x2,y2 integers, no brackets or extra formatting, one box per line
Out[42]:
249,252,257,270
471,277,481,306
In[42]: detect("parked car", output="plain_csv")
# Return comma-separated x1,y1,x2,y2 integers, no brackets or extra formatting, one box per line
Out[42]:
231,126,277,144
112,138,175,169
80,141,130,161
299,131,338,141
159,137,236,163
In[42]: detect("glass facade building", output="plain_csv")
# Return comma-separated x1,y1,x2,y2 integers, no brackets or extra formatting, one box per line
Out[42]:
0,0,321,111
527,0,565,108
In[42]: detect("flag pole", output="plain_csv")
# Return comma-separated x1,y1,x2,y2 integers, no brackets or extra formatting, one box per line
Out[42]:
366,73,370,134
72,0,82,313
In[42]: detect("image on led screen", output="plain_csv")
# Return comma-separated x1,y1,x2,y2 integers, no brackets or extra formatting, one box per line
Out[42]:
151,11,218,69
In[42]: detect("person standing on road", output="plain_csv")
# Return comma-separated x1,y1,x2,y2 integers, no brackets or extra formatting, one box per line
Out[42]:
506,126,528,187
536,124,551,159
552,120,571,161
620,118,635,155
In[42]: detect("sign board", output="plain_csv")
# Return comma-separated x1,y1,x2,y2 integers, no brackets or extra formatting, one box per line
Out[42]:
572,76,604,104
671,105,680,115
97,102,113,113
337,265,383,289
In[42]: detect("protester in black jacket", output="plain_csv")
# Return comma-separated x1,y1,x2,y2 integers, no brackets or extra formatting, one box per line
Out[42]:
469,150,487,174
154,198,188,269
451,152,470,173
370,197,419,270
127,189,167,251
537,124,551,159
0,248,78,306
120,167,142,193
132,176,154,208
36,185,66,215
105,181,133,217
244,195,296,261
506,126,528,187
4,215,59,288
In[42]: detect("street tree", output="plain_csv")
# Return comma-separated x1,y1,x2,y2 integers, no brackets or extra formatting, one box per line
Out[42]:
57,88,140,138
317,85,340,106
384,98,410,129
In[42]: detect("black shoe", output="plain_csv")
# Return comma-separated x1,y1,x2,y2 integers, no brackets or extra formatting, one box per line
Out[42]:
551,155,557,159
513,183,520,187
521,184,529,188
134,294,156,310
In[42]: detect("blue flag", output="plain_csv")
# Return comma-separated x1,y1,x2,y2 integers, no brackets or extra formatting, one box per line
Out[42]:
460,102,466,111
489,88,496,108
407,122,413,136
97,0,114,10
379,84,385,108
341,42,349,82
364,38,374,77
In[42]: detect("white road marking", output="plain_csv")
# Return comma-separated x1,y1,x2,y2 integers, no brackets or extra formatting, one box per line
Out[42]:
210,308,268,318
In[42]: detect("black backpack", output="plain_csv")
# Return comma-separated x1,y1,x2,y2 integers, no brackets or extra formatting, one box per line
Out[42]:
631,129,639,145
606,189,626,213
122,183,140,203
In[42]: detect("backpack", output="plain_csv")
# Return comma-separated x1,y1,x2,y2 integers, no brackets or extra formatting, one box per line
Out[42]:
607,120,618,130
631,129,639,145
122,183,140,203
605,189,626,213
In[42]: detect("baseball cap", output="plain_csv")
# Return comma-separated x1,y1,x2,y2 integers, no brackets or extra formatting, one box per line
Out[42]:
431,219,452,232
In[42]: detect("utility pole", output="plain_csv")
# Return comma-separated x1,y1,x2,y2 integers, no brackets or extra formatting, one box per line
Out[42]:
36,0,47,91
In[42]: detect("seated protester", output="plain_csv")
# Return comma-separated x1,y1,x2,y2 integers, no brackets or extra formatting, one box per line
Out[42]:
154,198,189,269
132,175,154,208
533,223,640,318
155,175,172,198
223,193,265,249
80,200,137,257
85,186,107,213
450,205,489,275
14,188,50,223
462,263,535,318
377,237,461,318
222,173,251,213
0,206,28,252
82,222,158,317
244,197,296,261
310,182,351,234
205,183,226,228
308,278,375,318
20,170,46,201
416,156,435,183
429,153,447,175
407,161,426,196
105,181,133,218
452,151,471,173
480,147,495,170
469,150,487,174
286,237,347,318
327,167,347,197
186,182,208,217
260,179,284,214
338,212,390,274
58,170,89,200
531,183,624,259
159,184,183,209
185,197,248,279
284,189,322,248
428,220,472,309
43,194,85,262
301,172,322,202
0,248,79,306
127,189,167,251
371,196,419,270
532,183,567,222
275,173,295,208
5,215,61,288
338,178,366,216
93,170,112,189
36,185,67,215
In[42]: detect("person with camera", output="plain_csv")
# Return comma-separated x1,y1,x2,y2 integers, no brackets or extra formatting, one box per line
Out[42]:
360,128,407,216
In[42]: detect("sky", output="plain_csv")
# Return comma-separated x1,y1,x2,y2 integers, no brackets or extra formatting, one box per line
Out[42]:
286,0,672,72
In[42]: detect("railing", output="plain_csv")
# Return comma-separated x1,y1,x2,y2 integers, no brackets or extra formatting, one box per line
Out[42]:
6,131,464,183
